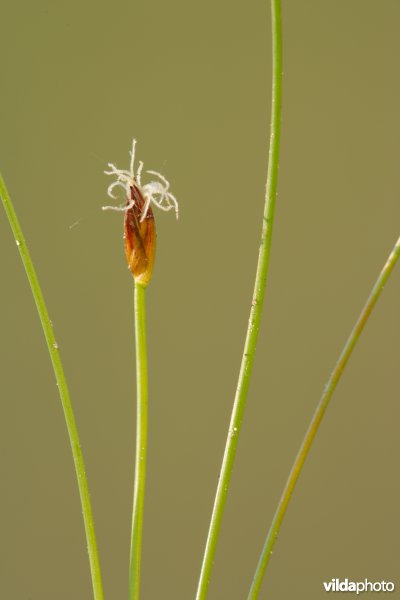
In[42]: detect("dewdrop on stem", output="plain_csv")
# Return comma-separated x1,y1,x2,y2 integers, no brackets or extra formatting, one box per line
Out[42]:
103,139,178,286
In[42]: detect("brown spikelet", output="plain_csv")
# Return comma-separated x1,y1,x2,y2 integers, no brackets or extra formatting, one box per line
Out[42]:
124,183,156,287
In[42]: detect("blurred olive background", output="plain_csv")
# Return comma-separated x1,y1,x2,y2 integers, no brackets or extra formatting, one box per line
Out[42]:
1,1,400,599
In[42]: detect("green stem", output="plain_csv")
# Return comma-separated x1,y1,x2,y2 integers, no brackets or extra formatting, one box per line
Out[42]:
247,235,400,600
194,2,282,599
129,281,148,600
0,174,104,600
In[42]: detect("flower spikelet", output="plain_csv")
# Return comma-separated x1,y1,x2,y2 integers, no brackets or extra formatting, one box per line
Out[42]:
103,139,178,286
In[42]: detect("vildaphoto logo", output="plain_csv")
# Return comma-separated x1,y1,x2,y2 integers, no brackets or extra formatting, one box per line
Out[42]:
323,579,395,594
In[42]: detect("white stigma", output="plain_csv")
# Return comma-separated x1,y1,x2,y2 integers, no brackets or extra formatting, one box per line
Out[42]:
103,138,179,221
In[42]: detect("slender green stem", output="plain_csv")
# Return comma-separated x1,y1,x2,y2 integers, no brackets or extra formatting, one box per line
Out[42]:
129,281,148,600
194,2,282,599
0,174,104,600
247,235,400,600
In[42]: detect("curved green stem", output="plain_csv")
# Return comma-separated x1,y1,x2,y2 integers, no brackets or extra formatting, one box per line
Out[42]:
0,174,104,600
129,281,148,600
194,2,282,599
247,235,400,600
